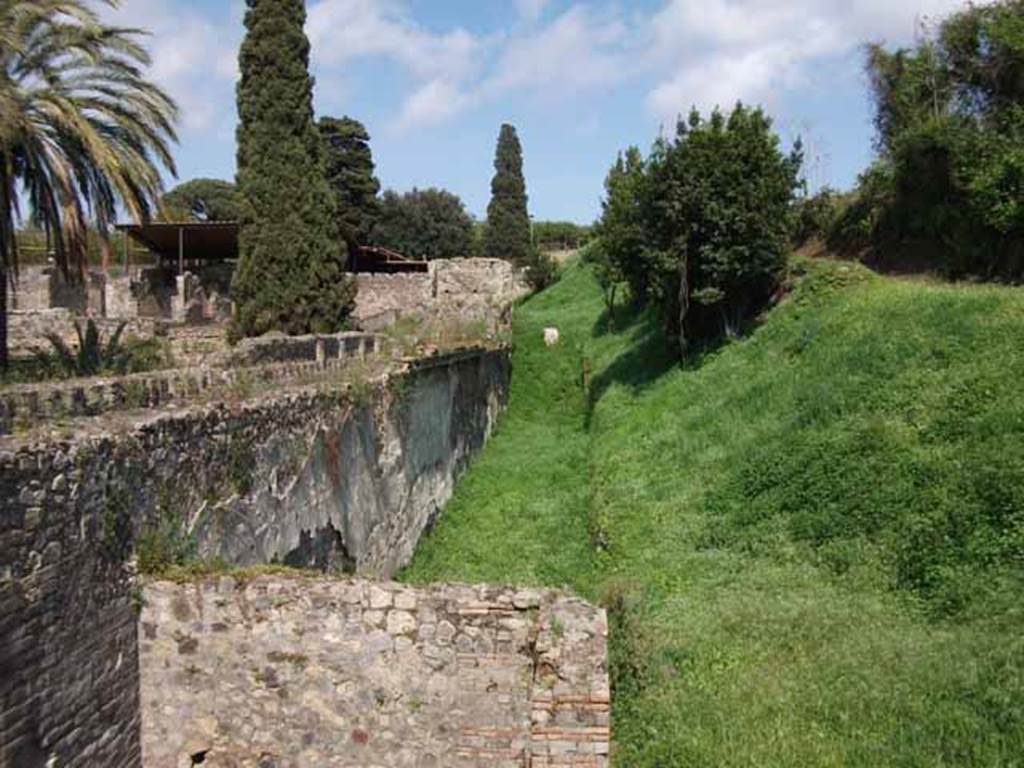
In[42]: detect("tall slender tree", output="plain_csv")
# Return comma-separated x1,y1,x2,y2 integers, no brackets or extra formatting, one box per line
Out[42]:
318,116,380,260
484,124,531,265
0,0,178,370
233,0,354,338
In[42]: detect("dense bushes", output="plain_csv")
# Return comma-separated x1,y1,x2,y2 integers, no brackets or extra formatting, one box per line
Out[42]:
835,0,1024,279
792,187,841,246
590,105,802,355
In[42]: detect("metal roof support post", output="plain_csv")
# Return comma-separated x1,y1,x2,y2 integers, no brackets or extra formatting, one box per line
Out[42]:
178,225,184,276
122,229,128,275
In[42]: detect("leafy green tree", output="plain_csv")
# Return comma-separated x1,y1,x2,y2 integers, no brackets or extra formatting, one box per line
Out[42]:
233,0,354,338
162,179,242,222
318,116,381,257
0,0,178,370
484,124,531,264
645,105,802,355
372,188,476,261
595,146,651,305
581,238,624,327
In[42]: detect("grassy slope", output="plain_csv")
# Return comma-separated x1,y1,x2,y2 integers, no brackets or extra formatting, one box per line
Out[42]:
403,258,1024,766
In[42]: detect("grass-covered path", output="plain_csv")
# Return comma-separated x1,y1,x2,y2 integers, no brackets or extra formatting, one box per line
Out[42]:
402,258,1024,766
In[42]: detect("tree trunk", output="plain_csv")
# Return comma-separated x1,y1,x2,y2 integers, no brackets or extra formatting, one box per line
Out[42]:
606,283,617,331
677,248,689,360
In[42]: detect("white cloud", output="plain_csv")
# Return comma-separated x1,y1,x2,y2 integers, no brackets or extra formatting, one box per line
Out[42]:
394,79,473,131
102,0,973,138
102,0,242,132
486,6,634,96
645,0,964,120
307,0,481,83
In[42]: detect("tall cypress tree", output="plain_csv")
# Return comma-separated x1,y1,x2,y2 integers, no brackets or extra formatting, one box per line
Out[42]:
484,124,531,264
318,116,381,258
233,0,355,338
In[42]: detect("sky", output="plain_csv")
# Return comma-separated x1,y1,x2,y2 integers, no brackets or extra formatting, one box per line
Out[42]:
105,0,966,224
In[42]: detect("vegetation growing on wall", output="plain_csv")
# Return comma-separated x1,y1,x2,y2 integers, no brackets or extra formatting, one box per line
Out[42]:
318,116,381,257
232,0,355,339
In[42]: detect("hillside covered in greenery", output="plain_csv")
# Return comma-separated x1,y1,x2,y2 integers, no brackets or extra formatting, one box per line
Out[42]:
404,257,1024,766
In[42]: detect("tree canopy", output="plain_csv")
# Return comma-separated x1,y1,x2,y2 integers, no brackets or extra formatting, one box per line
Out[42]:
162,179,243,222
232,0,354,338
318,116,381,257
372,188,476,262
484,124,531,264
590,105,801,355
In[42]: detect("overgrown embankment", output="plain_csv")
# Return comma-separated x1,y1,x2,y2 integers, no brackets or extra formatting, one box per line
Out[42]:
404,258,1024,766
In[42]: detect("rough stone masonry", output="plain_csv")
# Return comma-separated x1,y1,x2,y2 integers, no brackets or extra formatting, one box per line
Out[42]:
140,577,610,767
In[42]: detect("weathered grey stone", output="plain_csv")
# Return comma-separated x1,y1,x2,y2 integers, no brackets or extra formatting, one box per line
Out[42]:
139,578,609,768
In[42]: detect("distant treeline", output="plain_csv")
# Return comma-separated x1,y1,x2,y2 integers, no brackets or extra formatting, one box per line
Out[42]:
532,221,592,251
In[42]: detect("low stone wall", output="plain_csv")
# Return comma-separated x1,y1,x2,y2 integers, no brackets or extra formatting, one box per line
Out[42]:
0,346,510,766
226,331,383,367
139,576,610,767
7,310,169,358
353,258,530,332
0,332,387,434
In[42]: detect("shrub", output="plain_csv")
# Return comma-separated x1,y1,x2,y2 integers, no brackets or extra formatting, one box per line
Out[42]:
136,512,196,576
792,187,841,246
525,247,558,291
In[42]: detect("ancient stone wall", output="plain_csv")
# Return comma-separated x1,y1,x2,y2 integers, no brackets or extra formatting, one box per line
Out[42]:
6,267,51,312
0,347,510,767
139,576,610,768
6,310,168,358
353,258,530,332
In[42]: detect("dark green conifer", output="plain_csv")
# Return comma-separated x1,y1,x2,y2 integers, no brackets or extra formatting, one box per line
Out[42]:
318,116,381,258
484,124,531,264
233,0,355,338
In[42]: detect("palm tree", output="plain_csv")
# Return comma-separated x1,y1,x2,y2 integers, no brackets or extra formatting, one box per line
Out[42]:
0,0,178,370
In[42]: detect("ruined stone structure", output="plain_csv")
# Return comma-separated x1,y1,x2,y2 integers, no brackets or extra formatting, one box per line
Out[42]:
0,347,523,766
352,258,529,333
0,263,611,767
0,333,384,434
140,577,609,767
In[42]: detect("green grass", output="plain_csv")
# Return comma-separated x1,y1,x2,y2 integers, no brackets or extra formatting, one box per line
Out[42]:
403,257,1024,766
